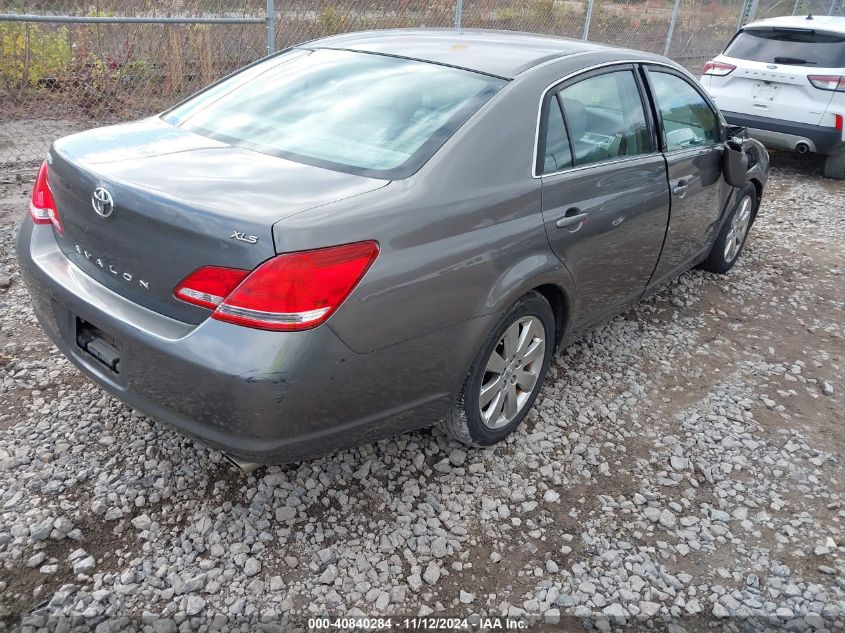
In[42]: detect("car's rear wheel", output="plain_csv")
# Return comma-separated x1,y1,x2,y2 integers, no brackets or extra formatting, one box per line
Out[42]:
441,291,554,447
700,183,756,274
823,144,845,180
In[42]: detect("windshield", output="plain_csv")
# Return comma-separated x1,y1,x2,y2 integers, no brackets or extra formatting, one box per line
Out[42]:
163,48,506,179
724,28,845,67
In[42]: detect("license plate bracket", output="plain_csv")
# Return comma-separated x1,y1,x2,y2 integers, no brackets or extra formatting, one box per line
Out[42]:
76,318,121,374
752,82,780,103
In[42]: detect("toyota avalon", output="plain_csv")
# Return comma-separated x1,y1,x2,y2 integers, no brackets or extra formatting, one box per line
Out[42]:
17,29,769,466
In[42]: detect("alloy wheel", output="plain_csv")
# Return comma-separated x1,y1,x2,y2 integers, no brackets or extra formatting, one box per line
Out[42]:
723,195,752,263
479,316,546,429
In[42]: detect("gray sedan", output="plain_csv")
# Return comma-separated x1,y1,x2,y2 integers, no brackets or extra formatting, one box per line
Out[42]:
17,29,769,466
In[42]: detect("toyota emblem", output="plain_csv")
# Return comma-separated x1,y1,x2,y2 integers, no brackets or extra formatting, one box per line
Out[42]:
91,187,114,218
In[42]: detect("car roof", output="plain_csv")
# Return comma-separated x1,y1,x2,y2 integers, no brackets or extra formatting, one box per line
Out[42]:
304,29,637,79
743,15,845,35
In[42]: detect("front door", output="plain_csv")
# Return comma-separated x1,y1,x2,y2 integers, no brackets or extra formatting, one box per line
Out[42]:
538,66,671,329
644,67,728,286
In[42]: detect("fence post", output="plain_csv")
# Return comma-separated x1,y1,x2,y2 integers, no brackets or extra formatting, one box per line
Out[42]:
663,0,682,57
738,0,758,28
266,0,275,55
582,0,594,40
455,0,463,29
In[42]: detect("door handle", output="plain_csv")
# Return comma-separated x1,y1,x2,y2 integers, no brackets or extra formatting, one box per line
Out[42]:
556,210,589,229
672,178,689,197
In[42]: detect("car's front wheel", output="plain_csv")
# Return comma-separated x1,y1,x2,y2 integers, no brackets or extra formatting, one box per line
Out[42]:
700,183,757,274
441,291,555,447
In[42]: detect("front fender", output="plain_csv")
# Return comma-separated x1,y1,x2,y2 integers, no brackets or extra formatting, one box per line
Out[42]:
744,138,769,186
743,138,769,224
719,137,768,233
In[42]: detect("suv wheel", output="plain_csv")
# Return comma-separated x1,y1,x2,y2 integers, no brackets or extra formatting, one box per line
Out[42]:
700,183,756,274
441,291,555,447
824,144,845,180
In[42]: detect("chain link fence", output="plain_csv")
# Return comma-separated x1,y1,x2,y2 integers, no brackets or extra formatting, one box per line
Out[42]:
2,0,844,168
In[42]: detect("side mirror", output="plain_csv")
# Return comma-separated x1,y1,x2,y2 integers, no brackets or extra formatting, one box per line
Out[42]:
725,124,747,140
723,139,748,188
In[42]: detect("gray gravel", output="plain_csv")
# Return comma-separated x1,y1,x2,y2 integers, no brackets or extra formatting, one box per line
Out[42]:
1,144,844,631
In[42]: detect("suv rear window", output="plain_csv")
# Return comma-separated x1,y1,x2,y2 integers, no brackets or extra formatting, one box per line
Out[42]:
163,48,506,179
724,28,845,67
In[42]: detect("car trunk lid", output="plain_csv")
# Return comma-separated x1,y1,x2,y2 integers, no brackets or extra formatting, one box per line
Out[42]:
48,118,388,324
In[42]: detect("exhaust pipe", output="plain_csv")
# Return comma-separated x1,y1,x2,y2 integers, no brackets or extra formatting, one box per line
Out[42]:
222,452,262,474
795,142,810,154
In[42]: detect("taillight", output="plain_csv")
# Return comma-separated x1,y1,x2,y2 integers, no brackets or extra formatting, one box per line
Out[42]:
836,114,844,132
702,61,736,77
174,241,379,331
174,266,249,310
29,160,62,234
808,75,845,92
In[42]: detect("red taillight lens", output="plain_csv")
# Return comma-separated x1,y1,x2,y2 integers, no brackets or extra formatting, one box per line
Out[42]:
702,61,736,76
808,75,845,92
835,114,844,132
29,160,62,234
174,266,249,310
175,241,379,331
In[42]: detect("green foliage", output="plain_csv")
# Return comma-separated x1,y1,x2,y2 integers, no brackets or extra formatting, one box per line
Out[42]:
318,7,347,34
118,58,157,85
0,22,71,86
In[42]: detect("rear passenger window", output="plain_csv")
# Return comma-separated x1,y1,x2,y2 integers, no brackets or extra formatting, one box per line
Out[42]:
541,96,572,174
558,70,653,167
649,72,720,151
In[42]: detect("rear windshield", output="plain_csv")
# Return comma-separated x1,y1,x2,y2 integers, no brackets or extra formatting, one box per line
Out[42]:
724,28,845,67
163,48,506,179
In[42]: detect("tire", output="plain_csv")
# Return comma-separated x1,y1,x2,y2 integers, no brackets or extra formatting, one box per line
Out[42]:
823,144,845,180
440,291,555,447
699,183,757,274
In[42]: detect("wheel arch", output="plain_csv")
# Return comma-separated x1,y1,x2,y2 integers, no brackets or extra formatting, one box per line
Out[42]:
748,177,763,224
532,283,570,352
481,251,576,354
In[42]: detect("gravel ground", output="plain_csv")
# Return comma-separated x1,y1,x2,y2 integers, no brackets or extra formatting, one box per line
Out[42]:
0,136,844,632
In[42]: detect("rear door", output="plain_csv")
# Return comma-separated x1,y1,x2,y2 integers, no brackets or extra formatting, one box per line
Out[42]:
643,66,727,286
708,27,845,124
538,65,670,328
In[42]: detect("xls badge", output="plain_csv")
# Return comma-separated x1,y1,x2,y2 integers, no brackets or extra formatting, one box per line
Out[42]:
230,230,259,244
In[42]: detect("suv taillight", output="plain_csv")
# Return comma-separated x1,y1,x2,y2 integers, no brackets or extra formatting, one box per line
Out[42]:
808,75,845,92
29,160,62,234
174,241,379,331
702,61,736,76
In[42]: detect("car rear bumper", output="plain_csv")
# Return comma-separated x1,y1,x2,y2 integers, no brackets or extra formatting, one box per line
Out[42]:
16,220,492,464
722,111,843,155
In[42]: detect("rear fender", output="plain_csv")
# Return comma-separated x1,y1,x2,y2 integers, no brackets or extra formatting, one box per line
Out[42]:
482,253,577,350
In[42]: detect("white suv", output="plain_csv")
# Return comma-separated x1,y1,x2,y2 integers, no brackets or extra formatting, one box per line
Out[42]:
701,14,845,179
